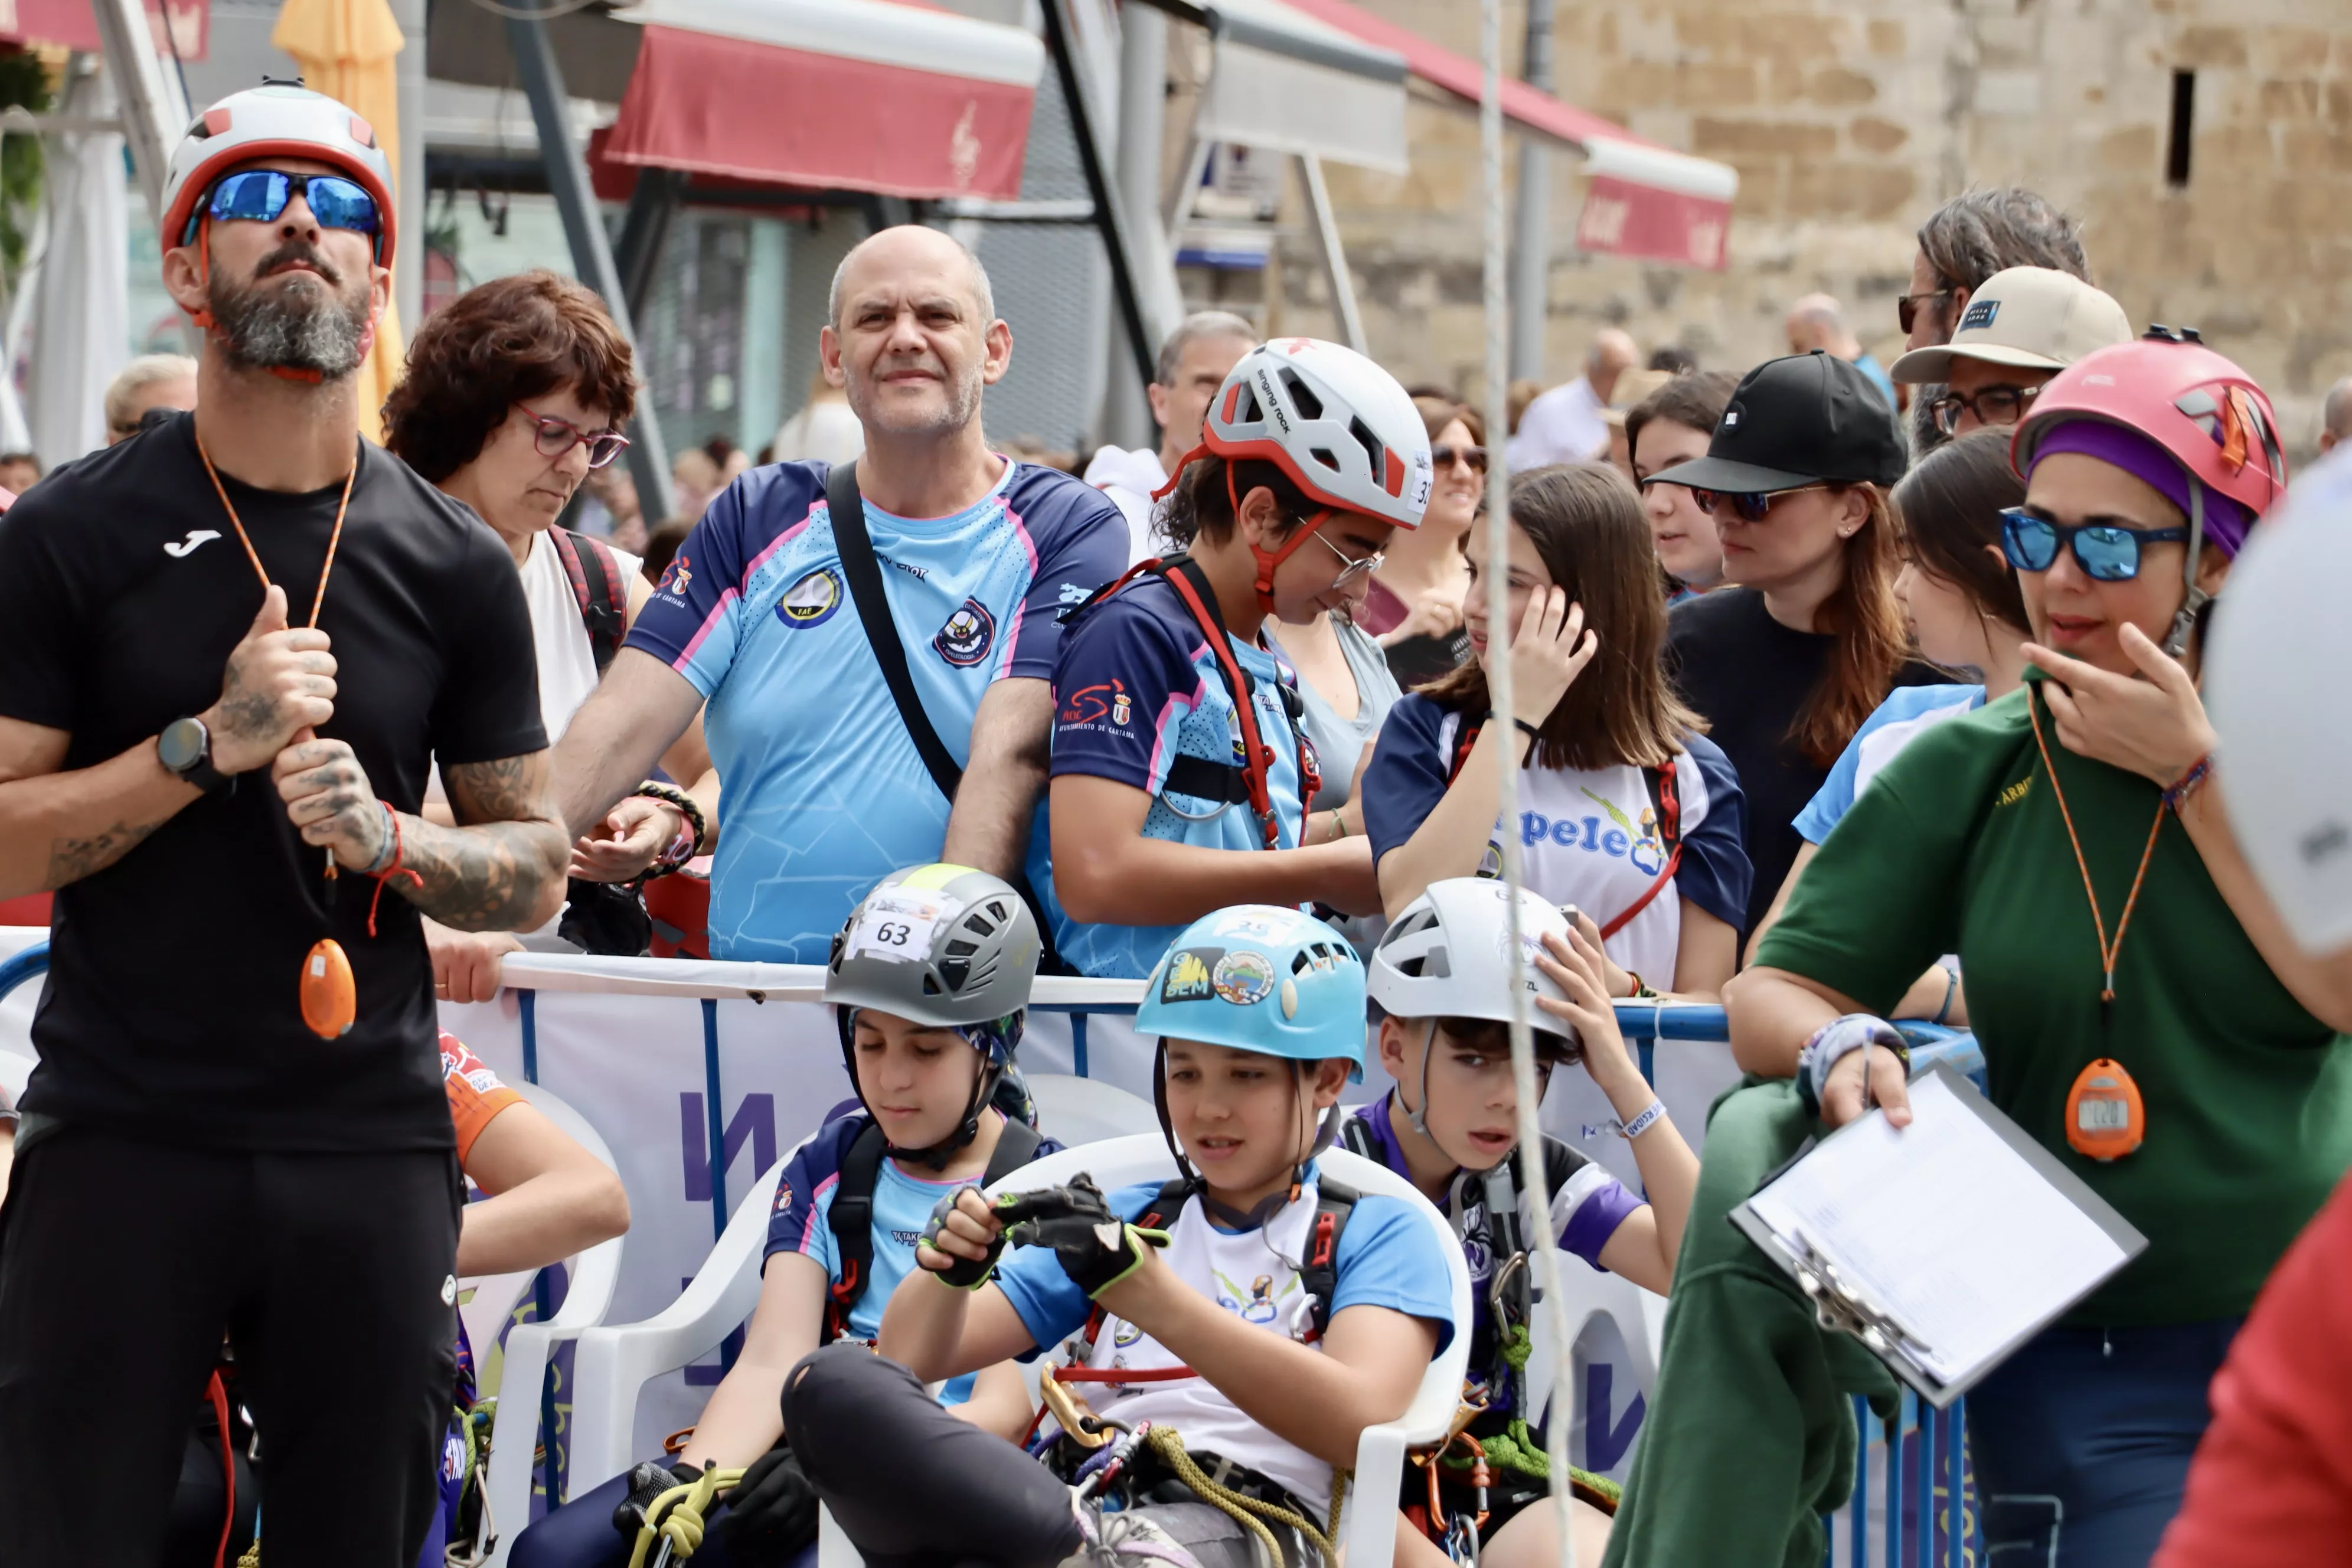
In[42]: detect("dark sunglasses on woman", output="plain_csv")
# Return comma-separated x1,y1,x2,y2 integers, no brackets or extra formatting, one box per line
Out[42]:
1686,482,1831,523
1431,443,1488,473
518,404,630,469
191,170,380,245
2000,509,2188,582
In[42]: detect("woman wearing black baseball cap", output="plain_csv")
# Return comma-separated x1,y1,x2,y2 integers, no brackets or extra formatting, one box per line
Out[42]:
1649,349,1939,940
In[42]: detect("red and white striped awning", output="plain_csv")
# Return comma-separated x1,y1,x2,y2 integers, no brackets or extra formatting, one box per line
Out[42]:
598,0,1046,201
1275,0,1737,270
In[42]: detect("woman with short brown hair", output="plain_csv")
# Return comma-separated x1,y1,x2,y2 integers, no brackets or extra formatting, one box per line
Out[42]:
1363,462,1752,1003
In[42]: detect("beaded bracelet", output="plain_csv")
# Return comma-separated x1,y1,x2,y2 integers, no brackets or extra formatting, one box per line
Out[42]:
632,781,708,878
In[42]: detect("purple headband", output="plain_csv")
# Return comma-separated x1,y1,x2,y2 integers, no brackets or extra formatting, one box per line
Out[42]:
2026,419,2252,558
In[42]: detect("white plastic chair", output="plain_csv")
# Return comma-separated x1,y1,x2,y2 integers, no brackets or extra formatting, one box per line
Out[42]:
806,1133,1471,1568
1521,1254,1668,1436
1026,1073,1161,1145
569,1154,786,1494
472,1080,628,1568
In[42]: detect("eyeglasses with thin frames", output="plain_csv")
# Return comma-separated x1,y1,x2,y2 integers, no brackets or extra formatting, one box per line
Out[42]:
517,404,629,469
1929,384,2040,436
1305,521,1384,590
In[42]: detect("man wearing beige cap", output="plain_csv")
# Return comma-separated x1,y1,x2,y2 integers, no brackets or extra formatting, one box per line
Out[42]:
1890,264,2132,441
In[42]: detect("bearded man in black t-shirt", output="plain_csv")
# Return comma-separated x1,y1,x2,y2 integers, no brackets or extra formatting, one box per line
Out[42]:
0,86,569,1566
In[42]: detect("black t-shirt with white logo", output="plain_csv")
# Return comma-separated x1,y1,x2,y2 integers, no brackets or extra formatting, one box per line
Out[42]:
0,412,545,1151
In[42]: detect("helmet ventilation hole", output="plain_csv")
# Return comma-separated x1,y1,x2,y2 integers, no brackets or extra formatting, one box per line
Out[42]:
1281,370,1325,421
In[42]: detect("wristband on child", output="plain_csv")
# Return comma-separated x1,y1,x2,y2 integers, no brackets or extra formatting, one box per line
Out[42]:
1615,1099,1666,1140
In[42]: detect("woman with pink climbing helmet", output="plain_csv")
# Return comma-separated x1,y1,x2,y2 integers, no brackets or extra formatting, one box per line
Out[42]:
1040,337,1432,978
1670,328,2352,1568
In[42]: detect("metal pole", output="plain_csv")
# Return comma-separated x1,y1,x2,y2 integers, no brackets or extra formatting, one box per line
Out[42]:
613,166,685,325
389,0,426,331
1100,0,1169,450
1509,0,1553,383
90,0,185,226
505,1,671,516
1038,0,1155,400
1298,154,1366,354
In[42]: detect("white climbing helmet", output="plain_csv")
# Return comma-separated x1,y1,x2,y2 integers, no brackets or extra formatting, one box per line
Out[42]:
1203,337,1433,531
161,82,397,269
1368,878,1579,1051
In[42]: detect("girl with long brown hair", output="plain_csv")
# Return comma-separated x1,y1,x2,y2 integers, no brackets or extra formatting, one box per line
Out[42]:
1648,351,1939,941
1363,463,1752,1002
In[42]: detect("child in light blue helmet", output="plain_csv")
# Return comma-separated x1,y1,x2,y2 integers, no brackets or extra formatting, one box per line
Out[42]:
778,906,1458,1568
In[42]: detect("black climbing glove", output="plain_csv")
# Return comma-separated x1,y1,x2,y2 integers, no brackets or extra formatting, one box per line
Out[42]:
920,1184,1007,1288
612,1459,703,1540
708,1442,820,1557
997,1173,1171,1299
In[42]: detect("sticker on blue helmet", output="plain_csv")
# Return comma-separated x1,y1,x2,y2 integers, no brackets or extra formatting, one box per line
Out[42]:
1160,948,1222,1004
1212,950,1276,1006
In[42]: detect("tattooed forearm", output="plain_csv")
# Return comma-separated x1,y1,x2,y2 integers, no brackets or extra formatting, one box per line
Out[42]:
390,815,570,930
45,816,165,889
394,750,570,930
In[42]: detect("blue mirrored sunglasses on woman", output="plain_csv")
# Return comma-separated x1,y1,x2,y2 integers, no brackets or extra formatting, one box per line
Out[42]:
2000,508,2190,582
190,170,381,250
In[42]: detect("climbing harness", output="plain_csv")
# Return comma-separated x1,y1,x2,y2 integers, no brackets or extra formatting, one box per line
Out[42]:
1059,555,1320,850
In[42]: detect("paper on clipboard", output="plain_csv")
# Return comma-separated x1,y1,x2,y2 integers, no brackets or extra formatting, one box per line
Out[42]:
1745,1070,2139,1390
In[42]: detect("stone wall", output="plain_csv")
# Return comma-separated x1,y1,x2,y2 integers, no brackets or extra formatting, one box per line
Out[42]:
1259,0,2352,458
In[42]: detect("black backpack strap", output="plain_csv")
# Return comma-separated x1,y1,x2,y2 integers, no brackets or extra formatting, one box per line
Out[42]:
982,1118,1044,1186
551,527,628,675
828,461,963,801
1080,1177,1197,1350
1302,1177,1359,1342
1336,1110,1377,1160
824,1122,890,1341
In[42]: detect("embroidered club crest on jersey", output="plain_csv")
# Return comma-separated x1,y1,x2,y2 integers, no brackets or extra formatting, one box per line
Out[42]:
1211,950,1276,1005
936,598,997,666
659,550,694,596
1112,692,1132,726
778,567,844,629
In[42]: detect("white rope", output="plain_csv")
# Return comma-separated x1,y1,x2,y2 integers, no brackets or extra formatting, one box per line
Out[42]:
1480,3,1579,1564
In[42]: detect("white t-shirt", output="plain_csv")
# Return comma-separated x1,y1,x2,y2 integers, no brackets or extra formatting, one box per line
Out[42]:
770,398,865,466
425,529,640,828
1506,377,1606,471
1081,444,1171,564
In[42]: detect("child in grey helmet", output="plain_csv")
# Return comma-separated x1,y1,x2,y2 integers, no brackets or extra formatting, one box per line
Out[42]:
508,864,1059,1568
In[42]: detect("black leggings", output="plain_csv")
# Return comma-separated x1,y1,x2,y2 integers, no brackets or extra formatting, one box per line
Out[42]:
784,1345,1083,1568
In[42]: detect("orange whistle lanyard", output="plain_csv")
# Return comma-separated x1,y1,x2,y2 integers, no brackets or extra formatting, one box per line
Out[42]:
2027,690,2167,1017
196,433,359,880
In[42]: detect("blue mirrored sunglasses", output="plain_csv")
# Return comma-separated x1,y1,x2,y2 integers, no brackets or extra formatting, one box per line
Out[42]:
193,170,381,247
1999,508,2189,582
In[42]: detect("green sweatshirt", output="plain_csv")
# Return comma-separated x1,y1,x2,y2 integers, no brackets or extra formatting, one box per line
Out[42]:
1603,1080,1896,1568
1756,680,2351,1325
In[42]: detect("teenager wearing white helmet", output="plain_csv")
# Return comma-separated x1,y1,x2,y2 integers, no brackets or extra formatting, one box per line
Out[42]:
1044,338,1434,978
1346,879,1697,1568
0,80,568,1563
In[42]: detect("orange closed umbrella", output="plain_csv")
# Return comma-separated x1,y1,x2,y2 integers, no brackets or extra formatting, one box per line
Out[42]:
272,0,407,444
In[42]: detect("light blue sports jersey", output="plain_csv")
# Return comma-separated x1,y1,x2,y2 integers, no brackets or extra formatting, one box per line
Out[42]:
627,459,1126,961
1792,682,1985,845
1041,575,1314,979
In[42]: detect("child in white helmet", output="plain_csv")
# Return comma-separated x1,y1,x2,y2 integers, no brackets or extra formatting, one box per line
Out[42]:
1344,877,1700,1567
782,904,1458,1568
512,864,1053,1568
1043,339,1436,978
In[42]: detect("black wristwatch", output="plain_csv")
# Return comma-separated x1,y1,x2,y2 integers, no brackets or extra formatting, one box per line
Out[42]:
158,715,233,794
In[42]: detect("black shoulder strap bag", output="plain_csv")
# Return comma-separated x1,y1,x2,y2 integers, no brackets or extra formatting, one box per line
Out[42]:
827,460,1064,972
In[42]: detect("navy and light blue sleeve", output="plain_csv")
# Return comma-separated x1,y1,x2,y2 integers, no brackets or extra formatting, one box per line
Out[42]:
1361,695,1460,870
762,1118,860,1270
1048,599,1200,794
625,463,818,697
1004,473,1131,683
1328,1193,1459,1357
1674,736,1752,931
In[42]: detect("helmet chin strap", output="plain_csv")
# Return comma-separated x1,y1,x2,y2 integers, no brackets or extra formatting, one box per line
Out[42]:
1403,1018,1440,1136
1224,465,1330,612
2162,481,2210,659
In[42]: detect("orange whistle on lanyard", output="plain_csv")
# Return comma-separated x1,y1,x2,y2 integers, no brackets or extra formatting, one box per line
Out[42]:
300,938,357,1039
2066,1059,2144,1161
